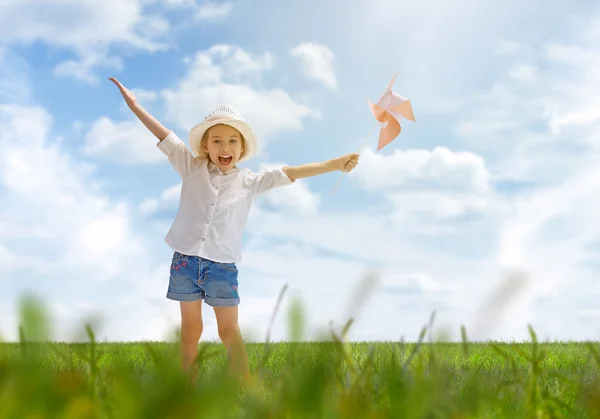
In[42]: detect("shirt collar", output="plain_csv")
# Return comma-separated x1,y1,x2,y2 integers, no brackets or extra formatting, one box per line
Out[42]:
207,160,240,175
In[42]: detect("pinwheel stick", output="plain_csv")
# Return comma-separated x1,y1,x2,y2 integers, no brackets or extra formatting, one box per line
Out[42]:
330,122,378,196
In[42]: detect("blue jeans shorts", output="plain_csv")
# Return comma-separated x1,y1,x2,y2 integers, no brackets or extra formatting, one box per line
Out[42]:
166,251,239,306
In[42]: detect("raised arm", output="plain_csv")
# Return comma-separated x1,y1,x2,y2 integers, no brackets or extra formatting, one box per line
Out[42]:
109,77,170,141
109,77,199,179
282,153,359,181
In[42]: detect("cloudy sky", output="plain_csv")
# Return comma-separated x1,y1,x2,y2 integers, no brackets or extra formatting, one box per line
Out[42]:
1,0,600,343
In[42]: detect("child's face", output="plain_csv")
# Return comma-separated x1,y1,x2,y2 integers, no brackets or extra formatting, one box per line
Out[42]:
203,124,245,171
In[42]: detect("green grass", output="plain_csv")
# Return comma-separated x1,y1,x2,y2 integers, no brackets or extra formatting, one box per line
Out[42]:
1,294,600,418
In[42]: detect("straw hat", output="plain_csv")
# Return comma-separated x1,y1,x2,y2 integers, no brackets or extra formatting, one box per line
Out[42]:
188,104,257,163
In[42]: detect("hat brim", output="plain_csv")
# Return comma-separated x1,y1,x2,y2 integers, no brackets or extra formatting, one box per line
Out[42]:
188,119,257,163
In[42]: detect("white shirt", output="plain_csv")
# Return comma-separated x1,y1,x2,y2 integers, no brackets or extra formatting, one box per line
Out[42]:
157,130,293,263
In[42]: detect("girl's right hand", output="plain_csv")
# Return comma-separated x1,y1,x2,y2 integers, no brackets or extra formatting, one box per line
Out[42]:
109,77,137,108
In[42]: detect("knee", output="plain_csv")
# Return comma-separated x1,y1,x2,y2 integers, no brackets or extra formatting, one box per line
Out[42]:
218,325,239,344
181,322,203,342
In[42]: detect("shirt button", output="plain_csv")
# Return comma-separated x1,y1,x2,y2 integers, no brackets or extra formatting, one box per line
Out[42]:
216,186,219,190
212,203,215,206
202,238,206,241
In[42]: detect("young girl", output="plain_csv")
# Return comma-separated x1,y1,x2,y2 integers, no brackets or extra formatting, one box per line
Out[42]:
109,77,359,384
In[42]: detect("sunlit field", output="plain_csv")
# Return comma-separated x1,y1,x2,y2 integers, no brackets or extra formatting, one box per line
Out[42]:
1,290,600,418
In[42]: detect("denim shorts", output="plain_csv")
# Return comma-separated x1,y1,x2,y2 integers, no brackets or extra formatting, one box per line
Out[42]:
166,251,239,306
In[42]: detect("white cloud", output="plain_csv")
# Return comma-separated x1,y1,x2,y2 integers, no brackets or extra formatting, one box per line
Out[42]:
545,43,597,66
0,48,32,104
0,0,171,51
446,16,600,339
84,83,163,163
159,0,197,6
81,117,164,164
508,64,538,84
138,184,181,215
454,18,600,183
0,245,24,280
0,0,170,84
246,205,484,271
53,50,125,85
354,147,491,193
386,191,492,220
195,2,234,21
259,180,320,215
496,163,600,278
351,146,496,219
542,40,600,139
578,309,600,319
0,105,146,278
496,40,532,56
150,0,233,19
131,89,158,104
382,273,446,293
204,44,275,76
69,205,136,270
0,103,183,342
139,198,160,215
290,42,337,89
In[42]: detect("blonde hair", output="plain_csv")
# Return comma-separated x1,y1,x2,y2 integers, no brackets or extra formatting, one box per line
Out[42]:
199,123,246,162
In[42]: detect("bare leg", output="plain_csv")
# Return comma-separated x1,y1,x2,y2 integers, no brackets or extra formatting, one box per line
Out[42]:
213,305,250,385
179,300,204,377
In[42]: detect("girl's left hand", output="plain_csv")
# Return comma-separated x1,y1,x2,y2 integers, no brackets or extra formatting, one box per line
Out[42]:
335,153,359,172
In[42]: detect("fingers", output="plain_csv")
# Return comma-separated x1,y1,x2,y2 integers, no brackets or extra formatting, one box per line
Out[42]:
343,154,359,172
108,77,125,92
108,77,136,105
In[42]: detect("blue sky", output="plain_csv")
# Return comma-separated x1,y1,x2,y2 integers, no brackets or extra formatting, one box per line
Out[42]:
2,0,600,343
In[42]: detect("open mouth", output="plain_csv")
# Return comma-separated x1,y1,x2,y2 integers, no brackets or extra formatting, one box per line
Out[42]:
218,155,233,165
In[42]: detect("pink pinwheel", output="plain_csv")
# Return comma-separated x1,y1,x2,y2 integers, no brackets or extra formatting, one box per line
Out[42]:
330,72,416,195
367,72,415,151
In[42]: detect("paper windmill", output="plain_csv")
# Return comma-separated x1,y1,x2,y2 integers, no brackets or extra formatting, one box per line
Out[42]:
367,72,415,151
330,72,416,196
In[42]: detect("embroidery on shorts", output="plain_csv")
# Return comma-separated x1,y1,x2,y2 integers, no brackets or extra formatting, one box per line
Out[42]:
172,260,188,271
232,284,238,297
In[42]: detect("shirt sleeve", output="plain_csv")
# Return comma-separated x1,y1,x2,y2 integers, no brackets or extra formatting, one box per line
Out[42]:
157,131,201,180
241,166,295,199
